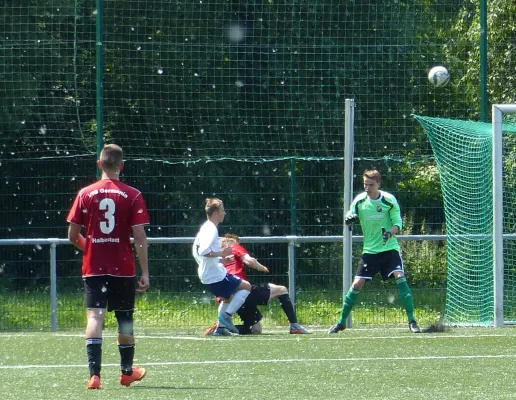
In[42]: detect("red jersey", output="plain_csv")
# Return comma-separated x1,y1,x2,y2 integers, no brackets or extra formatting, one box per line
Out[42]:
224,243,249,280
67,179,149,277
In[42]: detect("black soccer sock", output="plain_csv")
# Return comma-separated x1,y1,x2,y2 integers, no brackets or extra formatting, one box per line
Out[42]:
85,337,102,377
278,294,297,323
119,343,135,375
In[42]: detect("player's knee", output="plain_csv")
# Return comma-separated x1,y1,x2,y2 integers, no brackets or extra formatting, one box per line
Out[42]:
269,283,288,298
250,323,262,334
115,310,134,336
351,278,366,290
277,285,288,296
86,309,105,330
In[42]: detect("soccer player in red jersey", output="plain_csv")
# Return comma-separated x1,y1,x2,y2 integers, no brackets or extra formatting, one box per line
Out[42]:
67,144,149,389
204,233,310,335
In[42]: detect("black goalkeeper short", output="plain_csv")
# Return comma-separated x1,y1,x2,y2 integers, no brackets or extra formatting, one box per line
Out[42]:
355,250,404,281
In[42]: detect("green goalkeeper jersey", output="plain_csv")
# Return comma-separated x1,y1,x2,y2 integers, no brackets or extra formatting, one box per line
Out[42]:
346,190,403,254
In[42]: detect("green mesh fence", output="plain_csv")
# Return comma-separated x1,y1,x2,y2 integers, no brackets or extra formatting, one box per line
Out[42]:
1,0,515,330
415,115,516,325
2,0,477,162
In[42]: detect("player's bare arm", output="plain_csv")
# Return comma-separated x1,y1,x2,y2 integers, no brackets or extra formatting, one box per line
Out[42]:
132,225,149,293
242,253,269,273
67,223,86,251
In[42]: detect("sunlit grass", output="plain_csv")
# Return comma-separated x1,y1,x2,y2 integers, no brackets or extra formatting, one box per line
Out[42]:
1,289,444,331
1,327,516,399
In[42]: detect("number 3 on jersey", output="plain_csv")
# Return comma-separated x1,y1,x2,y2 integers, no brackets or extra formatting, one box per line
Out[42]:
99,198,115,234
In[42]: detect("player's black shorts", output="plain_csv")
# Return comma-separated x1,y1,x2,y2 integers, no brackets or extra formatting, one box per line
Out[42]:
236,283,271,333
356,250,404,281
84,275,136,312
248,283,271,306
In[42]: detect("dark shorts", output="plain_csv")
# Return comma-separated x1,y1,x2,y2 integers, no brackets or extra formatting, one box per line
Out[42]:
236,283,271,333
248,283,271,306
206,274,242,299
356,250,404,280
83,275,136,312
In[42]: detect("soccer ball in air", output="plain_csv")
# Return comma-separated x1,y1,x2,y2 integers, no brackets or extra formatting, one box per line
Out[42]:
428,66,450,87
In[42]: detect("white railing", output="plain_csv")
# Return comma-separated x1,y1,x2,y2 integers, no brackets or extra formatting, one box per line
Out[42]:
0,235,450,331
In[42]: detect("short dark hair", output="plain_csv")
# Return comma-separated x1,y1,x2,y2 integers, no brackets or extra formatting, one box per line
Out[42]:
100,144,123,171
363,169,381,184
205,198,223,216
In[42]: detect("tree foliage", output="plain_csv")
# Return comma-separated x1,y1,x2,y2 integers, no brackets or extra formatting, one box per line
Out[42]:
1,1,515,289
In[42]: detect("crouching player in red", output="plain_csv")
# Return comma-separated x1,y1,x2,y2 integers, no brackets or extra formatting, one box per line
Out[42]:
205,234,310,336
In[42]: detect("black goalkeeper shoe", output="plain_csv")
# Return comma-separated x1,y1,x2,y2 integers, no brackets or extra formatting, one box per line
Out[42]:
328,323,345,334
409,319,421,333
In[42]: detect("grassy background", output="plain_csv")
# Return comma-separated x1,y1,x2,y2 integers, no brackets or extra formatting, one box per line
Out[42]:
2,327,516,400
1,289,445,331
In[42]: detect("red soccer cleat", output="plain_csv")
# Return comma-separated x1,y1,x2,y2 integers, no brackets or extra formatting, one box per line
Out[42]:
120,366,147,387
87,375,101,389
203,321,218,336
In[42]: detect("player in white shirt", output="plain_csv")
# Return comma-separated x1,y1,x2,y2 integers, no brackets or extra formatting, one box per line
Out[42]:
193,198,251,334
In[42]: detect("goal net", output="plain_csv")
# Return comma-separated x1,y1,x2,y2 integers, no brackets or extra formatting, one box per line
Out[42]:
415,112,516,325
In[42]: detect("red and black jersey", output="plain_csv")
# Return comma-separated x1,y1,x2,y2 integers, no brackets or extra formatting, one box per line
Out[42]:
67,179,149,277
224,243,249,280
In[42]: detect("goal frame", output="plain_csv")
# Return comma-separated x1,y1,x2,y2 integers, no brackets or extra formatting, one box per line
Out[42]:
492,104,516,327
343,99,355,328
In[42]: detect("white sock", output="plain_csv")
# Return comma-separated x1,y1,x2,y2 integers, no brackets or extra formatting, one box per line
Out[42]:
226,289,250,315
218,301,229,316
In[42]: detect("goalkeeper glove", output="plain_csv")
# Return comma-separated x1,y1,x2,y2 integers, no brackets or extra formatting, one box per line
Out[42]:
344,213,359,226
382,228,393,245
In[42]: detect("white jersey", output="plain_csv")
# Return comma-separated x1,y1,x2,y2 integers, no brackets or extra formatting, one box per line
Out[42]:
192,220,227,284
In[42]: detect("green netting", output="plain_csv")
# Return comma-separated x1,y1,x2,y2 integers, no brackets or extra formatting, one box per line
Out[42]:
2,0,477,162
415,115,516,325
2,0,516,329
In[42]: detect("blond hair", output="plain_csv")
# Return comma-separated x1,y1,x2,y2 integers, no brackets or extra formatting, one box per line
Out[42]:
219,235,238,249
205,198,223,216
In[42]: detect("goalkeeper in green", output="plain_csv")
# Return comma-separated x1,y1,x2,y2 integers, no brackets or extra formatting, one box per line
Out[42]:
328,169,420,334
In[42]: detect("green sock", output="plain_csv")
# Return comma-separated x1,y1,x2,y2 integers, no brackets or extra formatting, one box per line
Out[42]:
338,289,360,325
396,276,415,322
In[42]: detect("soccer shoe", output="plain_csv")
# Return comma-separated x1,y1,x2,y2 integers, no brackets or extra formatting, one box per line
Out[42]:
328,323,345,334
87,375,101,389
218,312,239,334
203,321,218,336
289,323,311,334
409,319,421,333
120,366,147,387
212,327,238,336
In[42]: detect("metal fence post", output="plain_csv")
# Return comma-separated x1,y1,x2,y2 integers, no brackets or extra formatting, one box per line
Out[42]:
50,242,58,331
287,237,296,306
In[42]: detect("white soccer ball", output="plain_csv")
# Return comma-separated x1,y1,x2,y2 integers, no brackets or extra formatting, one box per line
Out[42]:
428,66,450,87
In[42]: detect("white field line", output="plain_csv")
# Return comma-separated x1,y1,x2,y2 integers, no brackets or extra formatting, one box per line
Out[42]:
137,333,511,341
0,332,513,341
2,354,516,370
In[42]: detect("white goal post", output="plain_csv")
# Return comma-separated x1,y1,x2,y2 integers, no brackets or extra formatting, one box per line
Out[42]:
343,99,355,328
492,104,516,327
